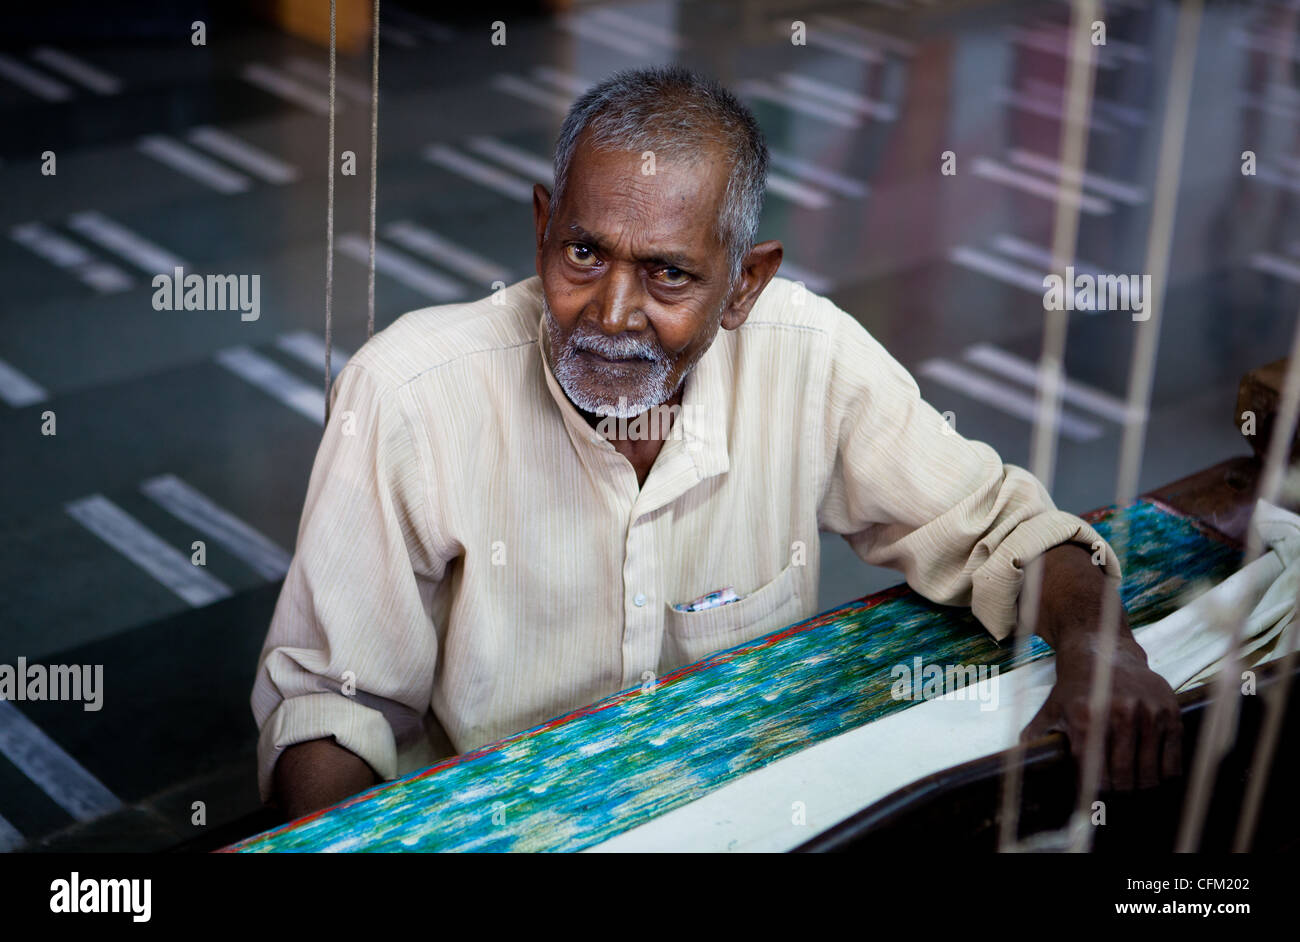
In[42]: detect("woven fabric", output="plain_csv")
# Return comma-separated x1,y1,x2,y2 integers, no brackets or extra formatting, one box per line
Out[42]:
226,499,1238,853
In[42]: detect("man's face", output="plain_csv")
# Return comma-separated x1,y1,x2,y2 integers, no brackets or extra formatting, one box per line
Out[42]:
534,135,736,418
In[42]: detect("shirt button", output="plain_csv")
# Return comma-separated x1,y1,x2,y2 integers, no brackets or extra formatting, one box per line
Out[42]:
633,593,647,607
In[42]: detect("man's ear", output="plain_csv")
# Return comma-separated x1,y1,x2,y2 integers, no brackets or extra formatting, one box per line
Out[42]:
720,240,784,330
533,183,552,277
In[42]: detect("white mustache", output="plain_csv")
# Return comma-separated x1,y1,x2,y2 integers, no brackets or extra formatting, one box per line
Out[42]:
569,330,662,362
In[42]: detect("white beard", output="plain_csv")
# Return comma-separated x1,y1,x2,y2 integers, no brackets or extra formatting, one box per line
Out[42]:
543,295,688,418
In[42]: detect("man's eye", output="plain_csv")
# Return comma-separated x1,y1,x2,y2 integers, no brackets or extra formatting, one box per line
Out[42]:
657,266,689,286
565,244,598,267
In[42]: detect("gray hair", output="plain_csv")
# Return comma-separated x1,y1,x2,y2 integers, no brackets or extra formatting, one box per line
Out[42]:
547,65,769,290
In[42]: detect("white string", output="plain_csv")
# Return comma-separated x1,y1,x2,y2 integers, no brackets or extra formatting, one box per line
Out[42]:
1067,0,1203,853
368,0,380,341
997,0,1099,853
323,0,337,424
1234,583,1300,850
1179,314,1300,850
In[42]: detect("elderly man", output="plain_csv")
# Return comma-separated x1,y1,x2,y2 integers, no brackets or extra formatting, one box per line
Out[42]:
253,66,1181,822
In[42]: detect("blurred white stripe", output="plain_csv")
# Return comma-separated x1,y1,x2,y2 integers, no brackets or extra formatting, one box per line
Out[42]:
949,246,1048,294
276,330,349,378
340,233,466,301
141,474,292,581
30,47,121,94
0,814,23,852
490,73,571,112
188,127,299,184
0,53,71,100
466,136,554,186
971,158,1113,215
216,346,326,425
240,63,332,115
0,357,48,407
423,143,534,202
65,495,233,607
737,80,860,128
67,211,187,275
10,222,133,293
1008,149,1146,204
963,343,1140,426
0,701,122,822
384,221,513,287
919,359,1103,442
138,135,251,194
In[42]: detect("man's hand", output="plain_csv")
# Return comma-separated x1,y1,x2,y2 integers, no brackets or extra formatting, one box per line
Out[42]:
1018,543,1183,791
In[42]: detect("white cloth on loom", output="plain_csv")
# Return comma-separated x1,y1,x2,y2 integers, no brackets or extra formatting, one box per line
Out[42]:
587,499,1300,853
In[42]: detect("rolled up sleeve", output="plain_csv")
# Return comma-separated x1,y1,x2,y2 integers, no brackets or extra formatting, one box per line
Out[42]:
251,361,441,804
817,305,1122,642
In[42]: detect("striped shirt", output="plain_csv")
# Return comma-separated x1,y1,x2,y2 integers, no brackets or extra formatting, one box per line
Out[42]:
251,274,1120,802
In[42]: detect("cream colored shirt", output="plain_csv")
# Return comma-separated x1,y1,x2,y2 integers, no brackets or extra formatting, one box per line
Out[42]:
251,274,1120,802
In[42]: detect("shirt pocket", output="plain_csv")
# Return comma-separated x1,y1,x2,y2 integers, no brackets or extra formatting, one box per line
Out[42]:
662,563,803,669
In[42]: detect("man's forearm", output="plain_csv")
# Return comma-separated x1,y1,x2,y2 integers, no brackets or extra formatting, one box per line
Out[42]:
273,737,380,821
1031,542,1143,666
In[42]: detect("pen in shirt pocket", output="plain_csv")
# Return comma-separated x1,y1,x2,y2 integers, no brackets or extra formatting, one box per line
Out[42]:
672,586,741,613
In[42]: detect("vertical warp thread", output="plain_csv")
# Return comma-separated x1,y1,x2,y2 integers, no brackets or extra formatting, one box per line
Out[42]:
324,0,338,424
997,0,1100,853
368,0,381,340
1071,0,1202,853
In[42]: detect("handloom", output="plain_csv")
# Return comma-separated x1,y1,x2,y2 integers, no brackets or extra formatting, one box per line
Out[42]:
224,498,1240,853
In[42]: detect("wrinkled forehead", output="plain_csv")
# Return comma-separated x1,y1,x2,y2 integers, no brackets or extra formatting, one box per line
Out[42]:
560,139,731,257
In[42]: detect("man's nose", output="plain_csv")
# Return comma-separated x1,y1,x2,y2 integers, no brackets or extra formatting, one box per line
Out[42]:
593,264,648,335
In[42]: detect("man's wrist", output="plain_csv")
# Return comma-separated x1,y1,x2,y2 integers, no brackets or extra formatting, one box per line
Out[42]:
1028,541,1134,659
